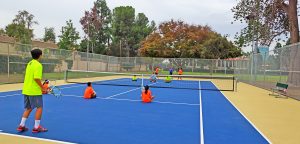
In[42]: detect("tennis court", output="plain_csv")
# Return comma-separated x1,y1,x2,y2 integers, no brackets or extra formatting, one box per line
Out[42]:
0,71,271,144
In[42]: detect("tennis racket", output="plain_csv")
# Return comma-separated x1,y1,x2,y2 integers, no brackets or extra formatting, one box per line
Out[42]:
49,85,62,98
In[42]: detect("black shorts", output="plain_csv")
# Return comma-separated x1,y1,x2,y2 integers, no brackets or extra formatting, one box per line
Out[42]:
155,72,158,75
24,95,43,109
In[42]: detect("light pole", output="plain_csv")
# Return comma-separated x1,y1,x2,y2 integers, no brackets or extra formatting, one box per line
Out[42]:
87,23,89,71
246,13,256,81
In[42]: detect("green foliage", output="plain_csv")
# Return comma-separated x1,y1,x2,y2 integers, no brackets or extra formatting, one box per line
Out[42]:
5,23,32,44
58,20,80,50
111,6,136,57
0,28,5,35
80,0,112,54
202,35,242,59
43,27,56,43
110,6,154,57
232,0,298,46
13,10,38,29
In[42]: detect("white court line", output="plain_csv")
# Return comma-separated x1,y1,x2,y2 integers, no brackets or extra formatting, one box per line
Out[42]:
0,93,22,98
63,94,199,106
104,81,159,99
199,81,205,144
105,87,141,99
210,82,272,144
0,132,76,144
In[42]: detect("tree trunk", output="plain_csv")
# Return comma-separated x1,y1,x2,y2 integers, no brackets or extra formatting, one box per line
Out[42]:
287,0,300,86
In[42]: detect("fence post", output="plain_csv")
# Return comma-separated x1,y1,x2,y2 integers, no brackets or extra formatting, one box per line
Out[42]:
7,43,10,79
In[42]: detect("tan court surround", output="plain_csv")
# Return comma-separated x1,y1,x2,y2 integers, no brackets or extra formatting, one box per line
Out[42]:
1,79,300,144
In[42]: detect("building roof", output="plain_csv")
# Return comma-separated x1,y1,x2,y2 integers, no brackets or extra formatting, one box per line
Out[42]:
0,35,58,49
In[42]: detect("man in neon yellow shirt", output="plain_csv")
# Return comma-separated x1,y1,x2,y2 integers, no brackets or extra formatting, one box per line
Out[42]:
17,49,48,133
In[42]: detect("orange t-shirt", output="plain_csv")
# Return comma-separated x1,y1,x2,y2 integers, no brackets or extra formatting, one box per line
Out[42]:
155,68,159,73
142,90,153,103
42,84,49,94
84,87,95,99
178,69,183,75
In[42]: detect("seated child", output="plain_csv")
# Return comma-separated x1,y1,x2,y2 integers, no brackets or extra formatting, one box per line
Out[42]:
42,79,51,94
150,72,157,82
141,85,154,103
84,82,97,99
132,75,137,81
165,75,172,83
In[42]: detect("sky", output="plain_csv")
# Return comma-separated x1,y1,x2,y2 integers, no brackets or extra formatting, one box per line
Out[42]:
0,0,249,51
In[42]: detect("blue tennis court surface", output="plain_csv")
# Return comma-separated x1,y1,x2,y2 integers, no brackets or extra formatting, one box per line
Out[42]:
0,79,270,144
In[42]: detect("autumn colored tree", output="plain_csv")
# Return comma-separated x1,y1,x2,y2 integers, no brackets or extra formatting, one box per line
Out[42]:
139,20,241,59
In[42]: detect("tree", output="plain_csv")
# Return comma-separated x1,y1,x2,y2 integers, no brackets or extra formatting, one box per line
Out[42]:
43,27,56,43
0,28,5,35
5,23,32,44
201,35,242,59
13,10,38,30
139,20,241,59
232,0,300,86
80,0,112,54
58,20,80,50
131,13,155,56
110,6,136,57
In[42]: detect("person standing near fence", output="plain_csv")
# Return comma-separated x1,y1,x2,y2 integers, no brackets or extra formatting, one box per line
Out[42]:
17,49,48,133
178,68,183,80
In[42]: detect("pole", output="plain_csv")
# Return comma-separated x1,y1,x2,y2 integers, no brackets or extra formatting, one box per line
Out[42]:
7,44,10,78
119,39,122,57
87,23,89,71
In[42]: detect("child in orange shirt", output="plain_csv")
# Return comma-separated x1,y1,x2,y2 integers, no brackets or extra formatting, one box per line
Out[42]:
84,82,97,99
178,68,183,80
141,85,154,103
42,80,51,94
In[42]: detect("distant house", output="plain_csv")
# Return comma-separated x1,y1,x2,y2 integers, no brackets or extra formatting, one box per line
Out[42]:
32,39,58,49
0,35,58,49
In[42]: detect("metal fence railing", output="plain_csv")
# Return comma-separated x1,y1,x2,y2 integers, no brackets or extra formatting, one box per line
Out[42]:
1,41,299,99
234,42,300,100
0,41,236,84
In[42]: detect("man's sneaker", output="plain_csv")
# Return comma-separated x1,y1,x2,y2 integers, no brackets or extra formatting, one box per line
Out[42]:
32,126,48,133
17,125,28,132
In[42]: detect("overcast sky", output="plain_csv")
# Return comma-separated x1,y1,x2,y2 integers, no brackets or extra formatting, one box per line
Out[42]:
0,0,249,51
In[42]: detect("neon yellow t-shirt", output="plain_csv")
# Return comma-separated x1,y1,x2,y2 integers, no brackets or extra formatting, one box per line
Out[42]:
22,59,43,96
165,76,172,81
132,76,137,81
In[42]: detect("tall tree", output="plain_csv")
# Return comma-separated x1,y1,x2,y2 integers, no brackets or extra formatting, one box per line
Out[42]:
58,20,80,50
111,6,136,57
13,10,38,30
80,0,111,54
5,23,32,44
232,0,300,86
131,13,155,56
110,6,154,57
43,27,56,43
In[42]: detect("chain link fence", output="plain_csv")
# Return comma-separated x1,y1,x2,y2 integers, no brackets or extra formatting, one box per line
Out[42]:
235,42,300,100
0,41,236,84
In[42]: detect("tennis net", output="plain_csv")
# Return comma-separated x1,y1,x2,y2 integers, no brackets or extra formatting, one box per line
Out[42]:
65,70,236,91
